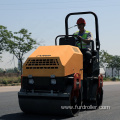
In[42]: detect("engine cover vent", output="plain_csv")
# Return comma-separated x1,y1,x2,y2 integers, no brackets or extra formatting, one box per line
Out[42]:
25,59,59,69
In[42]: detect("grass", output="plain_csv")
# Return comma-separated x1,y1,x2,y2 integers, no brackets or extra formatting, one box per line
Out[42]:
0,76,21,86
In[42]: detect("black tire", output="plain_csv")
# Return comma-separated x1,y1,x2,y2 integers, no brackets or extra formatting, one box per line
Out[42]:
90,86,103,109
97,88,103,107
70,89,82,116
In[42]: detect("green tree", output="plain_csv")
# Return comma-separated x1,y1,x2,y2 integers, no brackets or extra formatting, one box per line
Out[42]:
109,55,120,78
6,28,39,74
99,50,112,68
99,50,120,78
0,25,12,61
14,67,19,73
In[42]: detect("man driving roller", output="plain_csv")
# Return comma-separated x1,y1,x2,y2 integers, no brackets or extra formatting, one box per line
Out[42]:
74,18,93,75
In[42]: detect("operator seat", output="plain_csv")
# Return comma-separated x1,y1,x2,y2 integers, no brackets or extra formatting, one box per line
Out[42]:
59,37,76,46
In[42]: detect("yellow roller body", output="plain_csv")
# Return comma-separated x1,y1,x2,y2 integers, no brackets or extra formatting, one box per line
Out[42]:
23,45,83,79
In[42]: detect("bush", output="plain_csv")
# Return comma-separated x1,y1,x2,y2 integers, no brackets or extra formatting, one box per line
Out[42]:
2,80,8,85
111,77,116,81
0,76,21,85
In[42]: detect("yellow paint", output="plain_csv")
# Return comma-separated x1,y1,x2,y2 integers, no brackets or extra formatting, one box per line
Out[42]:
22,45,83,80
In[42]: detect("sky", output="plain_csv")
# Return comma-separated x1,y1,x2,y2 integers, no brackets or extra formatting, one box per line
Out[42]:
0,0,120,69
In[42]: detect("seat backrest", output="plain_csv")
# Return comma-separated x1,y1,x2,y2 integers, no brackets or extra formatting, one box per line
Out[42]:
59,37,76,46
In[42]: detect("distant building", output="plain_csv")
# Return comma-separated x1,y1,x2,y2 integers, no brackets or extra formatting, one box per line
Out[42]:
100,67,120,78
105,68,119,77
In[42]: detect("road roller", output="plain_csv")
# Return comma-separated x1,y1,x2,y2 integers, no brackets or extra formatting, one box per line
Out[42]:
18,12,103,116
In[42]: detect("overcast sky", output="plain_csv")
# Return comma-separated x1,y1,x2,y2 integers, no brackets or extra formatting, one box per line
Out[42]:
0,0,120,69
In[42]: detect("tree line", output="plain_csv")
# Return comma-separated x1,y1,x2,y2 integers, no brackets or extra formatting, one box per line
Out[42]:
0,67,19,73
99,50,120,78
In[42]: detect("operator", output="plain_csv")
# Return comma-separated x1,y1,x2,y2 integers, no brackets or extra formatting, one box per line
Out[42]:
74,18,92,75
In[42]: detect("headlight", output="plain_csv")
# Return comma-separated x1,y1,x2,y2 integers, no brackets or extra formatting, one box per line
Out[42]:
28,79,34,84
51,79,56,85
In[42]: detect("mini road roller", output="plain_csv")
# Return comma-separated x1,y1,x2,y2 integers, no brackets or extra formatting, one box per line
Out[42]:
18,12,103,116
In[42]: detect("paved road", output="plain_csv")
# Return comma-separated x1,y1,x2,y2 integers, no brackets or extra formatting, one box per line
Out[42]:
0,82,120,120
